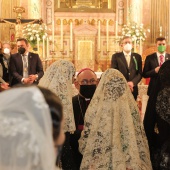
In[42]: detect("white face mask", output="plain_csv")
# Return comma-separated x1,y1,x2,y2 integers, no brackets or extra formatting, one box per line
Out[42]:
123,43,132,52
3,48,10,55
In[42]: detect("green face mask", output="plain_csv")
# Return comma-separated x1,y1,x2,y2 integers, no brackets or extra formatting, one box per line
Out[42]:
158,45,166,53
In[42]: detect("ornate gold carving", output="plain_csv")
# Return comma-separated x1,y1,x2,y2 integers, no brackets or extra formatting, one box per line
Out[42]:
13,7,25,19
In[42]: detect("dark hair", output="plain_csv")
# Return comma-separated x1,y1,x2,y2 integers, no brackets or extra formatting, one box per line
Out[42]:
38,86,63,141
17,38,28,45
156,37,166,43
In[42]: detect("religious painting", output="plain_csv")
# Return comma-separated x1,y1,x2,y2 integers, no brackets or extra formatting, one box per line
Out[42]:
54,0,116,12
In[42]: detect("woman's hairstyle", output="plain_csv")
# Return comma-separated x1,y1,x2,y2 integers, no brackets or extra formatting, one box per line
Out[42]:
38,86,63,141
12,84,63,141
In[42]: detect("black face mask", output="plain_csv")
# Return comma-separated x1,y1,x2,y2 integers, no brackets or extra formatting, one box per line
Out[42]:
18,47,26,54
80,85,96,99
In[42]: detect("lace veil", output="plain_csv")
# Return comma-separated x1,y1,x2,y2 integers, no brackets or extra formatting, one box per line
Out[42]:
79,68,152,170
0,86,55,170
39,59,76,132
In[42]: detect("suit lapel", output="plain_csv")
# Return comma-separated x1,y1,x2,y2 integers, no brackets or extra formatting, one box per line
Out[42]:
165,53,170,61
129,53,134,69
18,54,23,71
120,52,128,69
28,52,32,74
153,53,159,66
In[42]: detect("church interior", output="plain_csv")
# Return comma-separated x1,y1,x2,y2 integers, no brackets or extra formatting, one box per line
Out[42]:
1,0,170,72
1,0,169,116
0,1,170,169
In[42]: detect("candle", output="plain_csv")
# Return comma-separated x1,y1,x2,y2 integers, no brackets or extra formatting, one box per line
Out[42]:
36,35,39,54
115,20,118,37
70,21,73,51
61,20,63,50
98,20,101,51
160,26,162,36
58,0,60,8
52,0,55,52
134,38,136,52
139,37,142,55
106,20,109,51
43,36,45,59
46,37,49,58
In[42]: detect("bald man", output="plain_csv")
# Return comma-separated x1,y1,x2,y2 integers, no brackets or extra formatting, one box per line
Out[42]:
70,68,98,169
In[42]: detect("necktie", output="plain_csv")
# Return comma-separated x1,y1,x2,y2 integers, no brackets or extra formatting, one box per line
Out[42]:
126,54,130,67
23,55,28,78
159,55,164,66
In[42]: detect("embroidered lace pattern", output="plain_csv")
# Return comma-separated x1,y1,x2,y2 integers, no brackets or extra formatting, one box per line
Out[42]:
79,69,152,170
39,60,76,132
0,87,55,170
156,87,170,124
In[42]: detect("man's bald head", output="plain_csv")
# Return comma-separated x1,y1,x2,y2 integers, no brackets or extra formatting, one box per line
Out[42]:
75,68,97,91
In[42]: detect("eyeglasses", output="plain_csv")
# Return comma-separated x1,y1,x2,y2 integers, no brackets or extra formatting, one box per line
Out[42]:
79,79,97,85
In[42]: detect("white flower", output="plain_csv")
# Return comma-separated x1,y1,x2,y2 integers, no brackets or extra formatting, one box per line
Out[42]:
121,22,149,44
22,23,49,47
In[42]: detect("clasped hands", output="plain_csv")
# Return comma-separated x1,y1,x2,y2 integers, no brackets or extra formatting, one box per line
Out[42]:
23,74,37,84
127,81,134,92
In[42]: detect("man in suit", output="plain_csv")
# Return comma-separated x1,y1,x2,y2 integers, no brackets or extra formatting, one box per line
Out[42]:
143,36,170,96
143,37,170,169
111,36,142,100
9,38,44,86
0,42,11,89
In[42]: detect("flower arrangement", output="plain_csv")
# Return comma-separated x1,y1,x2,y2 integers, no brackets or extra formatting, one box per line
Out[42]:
22,23,48,48
121,22,150,44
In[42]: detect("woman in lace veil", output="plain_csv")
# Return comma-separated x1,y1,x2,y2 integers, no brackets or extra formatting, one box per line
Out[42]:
39,59,75,132
79,68,152,170
0,86,56,170
39,60,77,169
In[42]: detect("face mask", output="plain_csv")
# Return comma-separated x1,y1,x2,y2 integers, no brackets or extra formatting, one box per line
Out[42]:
158,45,166,53
18,47,26,54
3,48,10,55
80,85,96,99
123,43,132,52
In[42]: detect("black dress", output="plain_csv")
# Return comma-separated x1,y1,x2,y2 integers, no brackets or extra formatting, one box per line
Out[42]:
70,95,90,170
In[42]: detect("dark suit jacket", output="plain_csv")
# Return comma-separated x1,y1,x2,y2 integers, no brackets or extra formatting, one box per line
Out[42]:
142,52,170,96
111,52,142,99
9,52,44,86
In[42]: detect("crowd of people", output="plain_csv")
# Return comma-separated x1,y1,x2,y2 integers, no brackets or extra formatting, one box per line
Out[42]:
0,36,170,170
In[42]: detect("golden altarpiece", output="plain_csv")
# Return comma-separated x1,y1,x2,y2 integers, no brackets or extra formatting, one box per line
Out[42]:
1,0,170,71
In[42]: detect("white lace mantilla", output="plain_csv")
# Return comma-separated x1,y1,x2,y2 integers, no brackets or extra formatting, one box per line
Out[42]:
39,60,76,132
79,69,152,170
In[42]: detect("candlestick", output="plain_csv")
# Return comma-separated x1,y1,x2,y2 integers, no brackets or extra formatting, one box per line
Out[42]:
58,0,60,8
134,38,136,52
98,20,101,51
36,35,39,54
43,36,45,59
160,26,162,36
139,37,142,55
115,20,118,37
106,20,109,51
61,20,63,50
46,37,49,58
70,21,73,51
51,0,55,53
